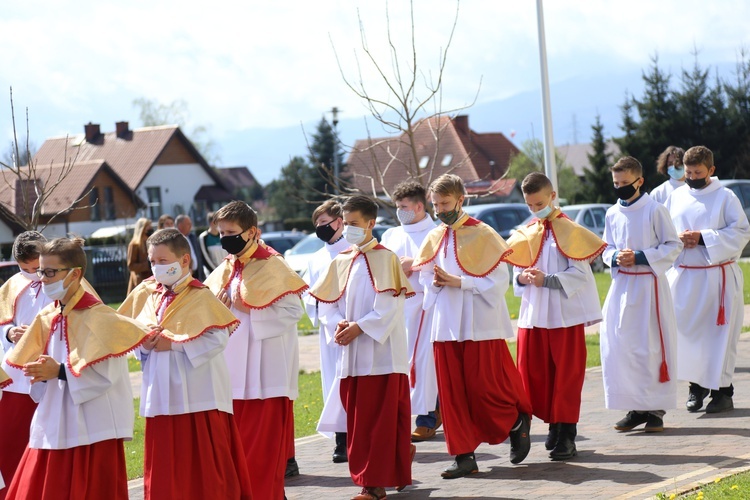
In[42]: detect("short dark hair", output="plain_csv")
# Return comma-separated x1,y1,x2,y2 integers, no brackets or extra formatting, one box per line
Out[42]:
147,228,191,261
683,146,714,169
311,199,343,225
610,156,643,176
13,231,46,263
157,214,174,229
342,195,378,221
392,181,427,206
521,172,553,194
41,237,87,275
214,201,258,231
656,146,685,175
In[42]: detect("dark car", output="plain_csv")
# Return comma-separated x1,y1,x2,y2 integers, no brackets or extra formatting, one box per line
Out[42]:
0,261,20,285
462,203,532,239
260,231,307,255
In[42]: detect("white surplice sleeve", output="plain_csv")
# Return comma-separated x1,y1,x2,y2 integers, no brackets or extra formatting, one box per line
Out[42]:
642,204,683,275
170,327,229,368
249,294,303,341
701,192,750,263
318,300,345,345
65,358,120,405
356,292,402,345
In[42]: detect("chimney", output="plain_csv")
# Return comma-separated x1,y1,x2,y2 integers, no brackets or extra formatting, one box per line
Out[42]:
453,115,469,135
84,122,101,143
115,121,130,138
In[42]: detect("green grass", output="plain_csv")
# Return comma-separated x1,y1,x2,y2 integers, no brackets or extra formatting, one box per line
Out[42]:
506,271,612,319
674,471,750,499
125,398,145,480
294,371,324,438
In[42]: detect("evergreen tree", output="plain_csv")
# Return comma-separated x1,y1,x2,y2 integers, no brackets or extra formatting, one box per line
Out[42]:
582,115,615,204
266,156,314,222
506,138,583,203
307,117,346,199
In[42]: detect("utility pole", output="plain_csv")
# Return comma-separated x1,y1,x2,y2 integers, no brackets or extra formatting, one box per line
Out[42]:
331,107,341,194
536,0,558,192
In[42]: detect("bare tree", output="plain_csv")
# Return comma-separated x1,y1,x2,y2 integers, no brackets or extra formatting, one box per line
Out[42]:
329,0,479,201
0,87,91,231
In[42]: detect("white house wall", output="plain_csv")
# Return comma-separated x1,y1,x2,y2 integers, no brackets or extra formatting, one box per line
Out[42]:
0,221,15,245
135,163,214,218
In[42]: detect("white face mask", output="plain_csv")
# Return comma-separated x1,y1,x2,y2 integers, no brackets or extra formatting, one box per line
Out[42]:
20,270,40,282
152,261,183,287
42,276,71,302
343,225,366,246
396,208,417,225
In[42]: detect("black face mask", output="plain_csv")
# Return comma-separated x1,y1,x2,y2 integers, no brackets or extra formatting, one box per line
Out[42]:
146,228,154,237
685,177,708,190
614,178,640,200
315,221,338,243
220,232,248,255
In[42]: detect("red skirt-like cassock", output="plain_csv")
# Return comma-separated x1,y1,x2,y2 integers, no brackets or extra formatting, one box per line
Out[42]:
433,339,532,456
233,398,292,500
286,401,295,459
517,325,587,424
0,391,37,500
340,373,412,488
144,409,253,499
6,439,128,500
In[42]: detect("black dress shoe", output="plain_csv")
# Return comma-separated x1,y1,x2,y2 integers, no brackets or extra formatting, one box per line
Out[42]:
441,453,478,479
686,385,710,412
545,423,560,451
284,457,299,478
509,413,531,464
549,423,577,461
705,393,734,414
332,432,348,463
614,411,649,431
644,413,664,432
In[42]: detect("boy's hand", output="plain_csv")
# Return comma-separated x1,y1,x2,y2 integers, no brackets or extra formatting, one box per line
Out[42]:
8,324,28,343
23,355,60,383
679,230,701,249
433,265,461,288
335,321,363,346
616,249,635,267
217,289,232,308
525,268,545,287
400,256,414,278
153,336,172,352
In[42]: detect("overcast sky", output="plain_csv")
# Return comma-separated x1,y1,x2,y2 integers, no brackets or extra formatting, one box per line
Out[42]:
1,1,748,180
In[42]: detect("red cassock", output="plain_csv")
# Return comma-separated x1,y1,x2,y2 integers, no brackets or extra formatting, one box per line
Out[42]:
340,373,412,488
144,409,253,499
0,392,37,500
517,325,587,424
233,397,293,500
433,339,533,455
6,439,128,500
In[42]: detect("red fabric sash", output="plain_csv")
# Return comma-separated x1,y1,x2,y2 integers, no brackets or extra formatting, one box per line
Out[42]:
678,261,734,326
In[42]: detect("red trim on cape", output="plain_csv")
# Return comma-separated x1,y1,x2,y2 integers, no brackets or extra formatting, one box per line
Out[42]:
157,319,241,344
239,285,309,310
450,228,512,278
251,243,278,259
462,216,482,226
519,213,606,268
0,377,11,389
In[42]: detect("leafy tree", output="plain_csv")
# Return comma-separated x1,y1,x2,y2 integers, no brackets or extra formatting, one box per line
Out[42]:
582,115,615,204
506,138,584,204
266,156,315,221
132,98,220,165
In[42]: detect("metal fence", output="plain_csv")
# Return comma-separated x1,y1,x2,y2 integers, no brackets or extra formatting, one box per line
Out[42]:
84,245,129,304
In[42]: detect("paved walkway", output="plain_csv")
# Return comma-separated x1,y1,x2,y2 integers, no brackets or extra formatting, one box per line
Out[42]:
128,307,750,499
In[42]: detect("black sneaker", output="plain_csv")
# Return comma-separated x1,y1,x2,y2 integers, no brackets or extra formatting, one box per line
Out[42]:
441,453,478,479
614,411,649,431
705,393,734,414
509,413,531,464
332,432,348,463
545,423,560,451
686,386,710,412
284,457,299,478
644,414,664,432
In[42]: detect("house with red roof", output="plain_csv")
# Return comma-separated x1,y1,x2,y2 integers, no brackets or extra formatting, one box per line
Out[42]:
346,115,524,203
33,122,233,228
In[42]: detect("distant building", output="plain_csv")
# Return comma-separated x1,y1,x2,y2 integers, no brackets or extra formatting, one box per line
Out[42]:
33,122,233,228
346,114,522,202
214,166,264,203
558,141,621,177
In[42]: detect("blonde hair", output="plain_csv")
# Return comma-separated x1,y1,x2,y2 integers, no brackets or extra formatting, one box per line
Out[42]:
428,174,466,198
130,217,151,246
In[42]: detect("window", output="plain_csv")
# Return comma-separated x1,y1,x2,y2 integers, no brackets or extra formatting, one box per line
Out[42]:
740,185,750,210
145,187,161,221
591,208,606,228
582,209,594,229
441,154,453,167
419,156,430,169
103,186,116,220
89,188,101,221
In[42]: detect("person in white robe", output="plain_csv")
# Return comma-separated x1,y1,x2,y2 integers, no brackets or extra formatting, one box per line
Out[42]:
601,157,683,433
380,181,439,442
650,145,686,204
304,200,350,462
665,145,750,414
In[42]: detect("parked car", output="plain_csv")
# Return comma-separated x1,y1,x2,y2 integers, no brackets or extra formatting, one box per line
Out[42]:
0,261,20,285
261,231,307,255
284,225,393,277
720,179,750,257
514,203,611,273
462,203,532,239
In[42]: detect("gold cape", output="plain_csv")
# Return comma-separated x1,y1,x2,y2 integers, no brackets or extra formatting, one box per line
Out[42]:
118,276,239,342
204,241,308,310
6,286,152,377
412,213,512,277
0,367,10,389
504,208,606,268
0,273,100,326
309,237,415,303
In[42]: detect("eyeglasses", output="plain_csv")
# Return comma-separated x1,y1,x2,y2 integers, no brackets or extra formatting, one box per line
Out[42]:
36,267,80,278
